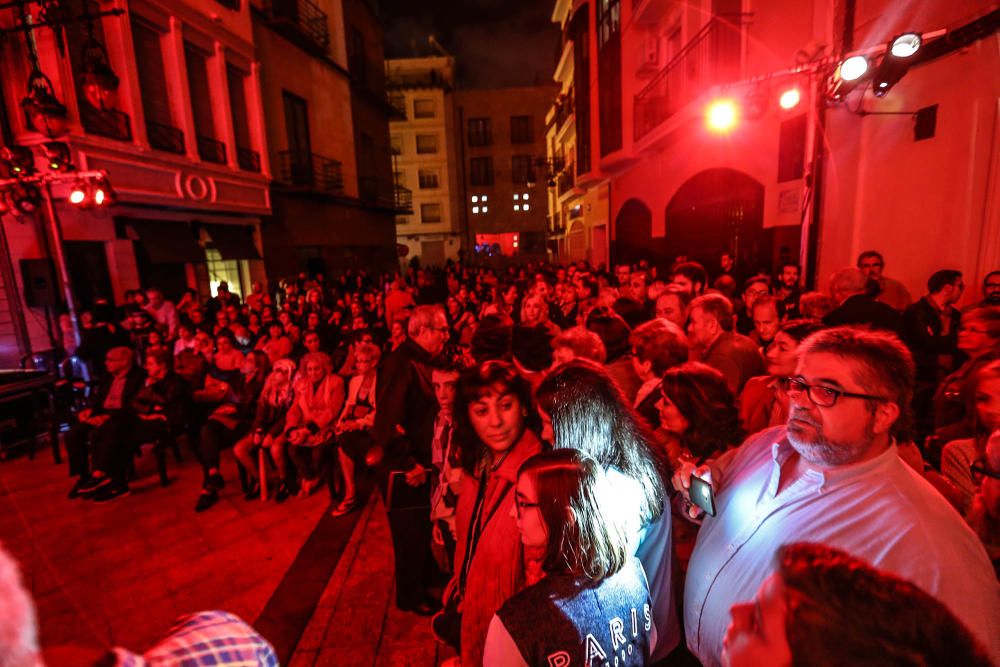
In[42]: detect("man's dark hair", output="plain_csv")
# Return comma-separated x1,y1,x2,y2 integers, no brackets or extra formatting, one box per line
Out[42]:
777,542,992,667
672,262,708,294
146,347,173,370
856,250,884,266
585,308,631,362
612,297,646,329
799,326,915,440
742,275,771,295
430,344,476,374
927,269,962,294
777,318,824,343
630,319,689,376
780,261,801,273
690,293,735,332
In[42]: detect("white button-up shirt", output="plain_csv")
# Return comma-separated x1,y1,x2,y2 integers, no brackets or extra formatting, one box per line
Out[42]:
684,426,1000,666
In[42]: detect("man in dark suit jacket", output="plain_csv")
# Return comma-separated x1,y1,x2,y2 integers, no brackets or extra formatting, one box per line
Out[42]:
371,304,449,614
687,294,765,395
66,346,144,498
824,267,903,335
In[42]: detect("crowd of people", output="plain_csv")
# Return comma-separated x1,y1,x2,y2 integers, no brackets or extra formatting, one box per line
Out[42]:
5,251,1000,666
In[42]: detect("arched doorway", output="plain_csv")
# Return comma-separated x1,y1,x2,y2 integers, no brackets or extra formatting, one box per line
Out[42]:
566,220,587,263
613,198,653,267
664,169,770,274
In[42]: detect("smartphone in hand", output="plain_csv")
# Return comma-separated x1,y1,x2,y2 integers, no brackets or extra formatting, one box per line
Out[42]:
689,474,717,517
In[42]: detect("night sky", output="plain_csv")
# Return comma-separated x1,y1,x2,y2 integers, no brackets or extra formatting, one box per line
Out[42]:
381,0,560,89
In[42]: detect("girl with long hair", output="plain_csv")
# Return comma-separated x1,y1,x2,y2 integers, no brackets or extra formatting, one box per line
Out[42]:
483,449,653,666
535,359,678,662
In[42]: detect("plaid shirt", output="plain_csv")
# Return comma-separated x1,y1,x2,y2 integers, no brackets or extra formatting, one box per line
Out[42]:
113,610,278,666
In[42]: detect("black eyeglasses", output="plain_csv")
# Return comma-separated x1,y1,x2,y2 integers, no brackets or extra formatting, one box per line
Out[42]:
514,497,540,518
971,462,1000,482
779,376,888,408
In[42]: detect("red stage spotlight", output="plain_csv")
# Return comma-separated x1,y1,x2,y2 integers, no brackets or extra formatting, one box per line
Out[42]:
69,184,88,206
706,99,739,133
779,88,801,110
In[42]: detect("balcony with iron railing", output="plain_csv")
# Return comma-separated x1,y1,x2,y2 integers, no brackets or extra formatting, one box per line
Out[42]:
197,135,228,164
385,70,451,91
80,103,132,142
279,150,343,192
394,184,413,213
260,0,331,58
146,120,185,154
633,14,749,142
556,165,576,199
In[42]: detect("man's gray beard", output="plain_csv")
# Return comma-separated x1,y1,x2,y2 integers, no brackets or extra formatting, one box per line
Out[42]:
786,420,876,467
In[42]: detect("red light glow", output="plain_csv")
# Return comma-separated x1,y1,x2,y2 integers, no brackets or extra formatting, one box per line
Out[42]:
706,99,739,133
69,188,87,205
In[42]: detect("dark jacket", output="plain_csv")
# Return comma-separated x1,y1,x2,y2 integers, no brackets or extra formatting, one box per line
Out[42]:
902,296,961,383
89,366,145,415
372,337,438,467
824,293,903,335
131,372,189,425
701,331,766,395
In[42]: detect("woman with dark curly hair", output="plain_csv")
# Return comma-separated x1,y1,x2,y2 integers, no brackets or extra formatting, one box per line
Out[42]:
657,361,746,468
439,360,543,667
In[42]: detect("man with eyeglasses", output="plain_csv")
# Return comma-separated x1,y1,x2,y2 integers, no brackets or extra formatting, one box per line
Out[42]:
978,270,1000,308
677,326,999,666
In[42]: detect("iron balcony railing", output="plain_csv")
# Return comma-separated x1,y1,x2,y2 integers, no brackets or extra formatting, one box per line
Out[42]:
80,103,132,142
395,184,413,213
385,70,450,90
557,166,575,197
146,120,185,154
279,149,343,192
197,135,227,164
261,0,331,57
633,14,749,142
237,146,261,173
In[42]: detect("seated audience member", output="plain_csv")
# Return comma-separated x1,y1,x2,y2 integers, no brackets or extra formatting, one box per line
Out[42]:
797,290,834,320
331,342,380,517
675,326,1000,665
586,308,641,402
519,293,560,337
655,286,691,329
234,358,297,502
194,351,269,512
629,318,690,427
687,294,765,395
482,450,652,666
278,310,301,345
824,267,902,334
438,361,543,667
932,307,1000,435
740,319,824,436
736,277,771,335
858,250,913,311
671,261,708,299
173,320,198,356
285,351,345,498
549,326,607,368
67,347,144,498
193,330,215,363
212,330,245,372
535,360,678,662
256,321,293,365
940,362,1000,512
749,295,785,354
721,542,992,667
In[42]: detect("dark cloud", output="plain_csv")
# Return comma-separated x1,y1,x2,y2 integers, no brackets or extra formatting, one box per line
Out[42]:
382,0,559,88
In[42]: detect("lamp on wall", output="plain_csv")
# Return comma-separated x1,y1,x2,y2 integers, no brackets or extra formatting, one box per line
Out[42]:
21,69,68,138
80,37,120,110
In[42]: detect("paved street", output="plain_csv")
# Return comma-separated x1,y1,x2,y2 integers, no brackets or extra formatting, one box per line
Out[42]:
0,440,450,665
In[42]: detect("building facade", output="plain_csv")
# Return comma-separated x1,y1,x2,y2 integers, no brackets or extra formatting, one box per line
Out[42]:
454,84,558,262
252,0,402,280
0,0,271,363
548,0,1000,299
387,54,462,267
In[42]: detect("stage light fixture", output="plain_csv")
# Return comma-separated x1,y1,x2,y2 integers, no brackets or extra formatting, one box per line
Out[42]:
890,33,921,58
779,88,801,110
69,183,88,206
828,55,870,100
0,146,36,177
42,142,73,172
11,183,41,214
873,34,921,98
706,99,739,133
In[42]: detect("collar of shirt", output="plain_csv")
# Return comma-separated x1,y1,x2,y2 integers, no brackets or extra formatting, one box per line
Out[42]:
769,436,899,495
